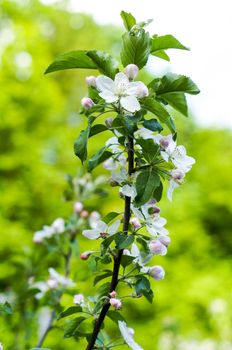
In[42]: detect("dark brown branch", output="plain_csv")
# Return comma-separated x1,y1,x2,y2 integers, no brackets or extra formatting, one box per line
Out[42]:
86,136,134,350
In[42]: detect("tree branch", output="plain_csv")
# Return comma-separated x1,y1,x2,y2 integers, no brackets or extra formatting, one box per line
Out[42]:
86,135,134,350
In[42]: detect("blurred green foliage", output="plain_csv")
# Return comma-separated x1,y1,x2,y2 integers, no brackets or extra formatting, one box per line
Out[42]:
0,1,232,349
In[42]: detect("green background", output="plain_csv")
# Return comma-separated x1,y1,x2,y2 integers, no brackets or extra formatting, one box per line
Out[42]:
0,1,232,349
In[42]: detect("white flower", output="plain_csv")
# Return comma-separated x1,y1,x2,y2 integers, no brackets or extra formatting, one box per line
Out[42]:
167,168,185,201
73,294,85,305
85,75,96,87
51,218,65,233
148,265,165,280
33,218,65,243
170,145,195,172
154,134,176,154
134,127,154,140
89,211,101,228
148,239,167,255
48,268,75,288
112,167,128,184
73,201,83,213
82,220,120,240
110,297,122,310
120,184,137,200
96,73,148,113
118,321,143,350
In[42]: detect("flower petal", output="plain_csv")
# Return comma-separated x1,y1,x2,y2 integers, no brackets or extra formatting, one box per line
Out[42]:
82,229,100,240
96,221,108,233
96,75,114,92
120,96,140,113
114,72,129,87
126,81,148,97
99,91,118,103
108,219,121,235
118,321,143,350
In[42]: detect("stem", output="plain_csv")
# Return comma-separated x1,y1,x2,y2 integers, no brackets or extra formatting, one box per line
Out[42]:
36,311,55,347
86,136,134,350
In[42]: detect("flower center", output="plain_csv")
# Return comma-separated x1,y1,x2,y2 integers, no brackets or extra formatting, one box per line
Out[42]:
114,82,128,97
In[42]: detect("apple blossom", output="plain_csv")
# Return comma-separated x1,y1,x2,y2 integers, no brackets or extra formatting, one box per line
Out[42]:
81,97,94,109
167,168,186,201
149,265,165,280
118,321,143,350
158,235,171,247
110,297,122,310
109,290,117,298
80,251,92,260
130,217,141,229
124,64,139,80
96,72,148,113
73,201,83,213
85,75,96,87
73,294,85,305
82,220,120,240
148,239,167,255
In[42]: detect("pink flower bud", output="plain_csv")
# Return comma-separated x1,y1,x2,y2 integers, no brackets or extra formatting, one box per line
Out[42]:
80,251,92,260
123,249,131,256
85,75,96,87
124,64,139,80
73,294,84,305
80,210,89,218
148,240,167,255
105,117,113,128
109,290,117,298
81,97,94,109
130,217,141,229
73,201,83,213
109,298,122,310
135,85,149,98
158,235,171,247
149,265,165,281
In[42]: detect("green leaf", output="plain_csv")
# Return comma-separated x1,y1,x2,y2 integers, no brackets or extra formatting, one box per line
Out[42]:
89,124,108,137
0,301,13,315
120,11,136,31
135,275,151,295
64,317,86,338
160,92,188,117
74,127,90,163
101,233,117,255
153,181,163,202
120,255,135,268
142,97,176,133
115,233,134,249
123,115,138,135
107,310,126,323
87,147,112,172
87,50,119,79
143,289,154,303
102,212,120,224
143,119,163,132
121,29,150,69
45,50,96,74
58,306,82,319
93,270,112,286
149,73,200,95
151,50,170,61
151,34,189,53
136,138,159,162
135,169,160,206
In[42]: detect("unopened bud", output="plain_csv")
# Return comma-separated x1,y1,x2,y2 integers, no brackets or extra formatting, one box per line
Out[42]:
135,84,149,98
130,217,141,229
109,298,122,310
158,235,171,247
124,64,139,80
81,97,94,109
148,240,167,255
149,265,165,281
109,290,117,298
80,210,89,218
105,117,113,128
80,251,92,260
85,76,96,87
73,294,84,305
74,201,83,213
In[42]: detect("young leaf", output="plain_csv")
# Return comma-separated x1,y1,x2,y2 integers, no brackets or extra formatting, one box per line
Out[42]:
58,306,82,319
101,233,117,255
87,147,112,172
115,233,134,249
0,301,13,315
121,29,150,69
64,317,86,338
149,73,200,95
151,34,189,54
135,169,160,206
142,97,176,133
93,270,112,286
143,119,163,132
153,181,163,202
120,11,136,31
151,50,170,61
107,310,126,323
135,275,151,295
143,289,154,303
159,92,188,117
87,50,119,79
120,255,135,268
45,50,96,74
74,127,90,163
136,138,159,162
102,212,121,224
